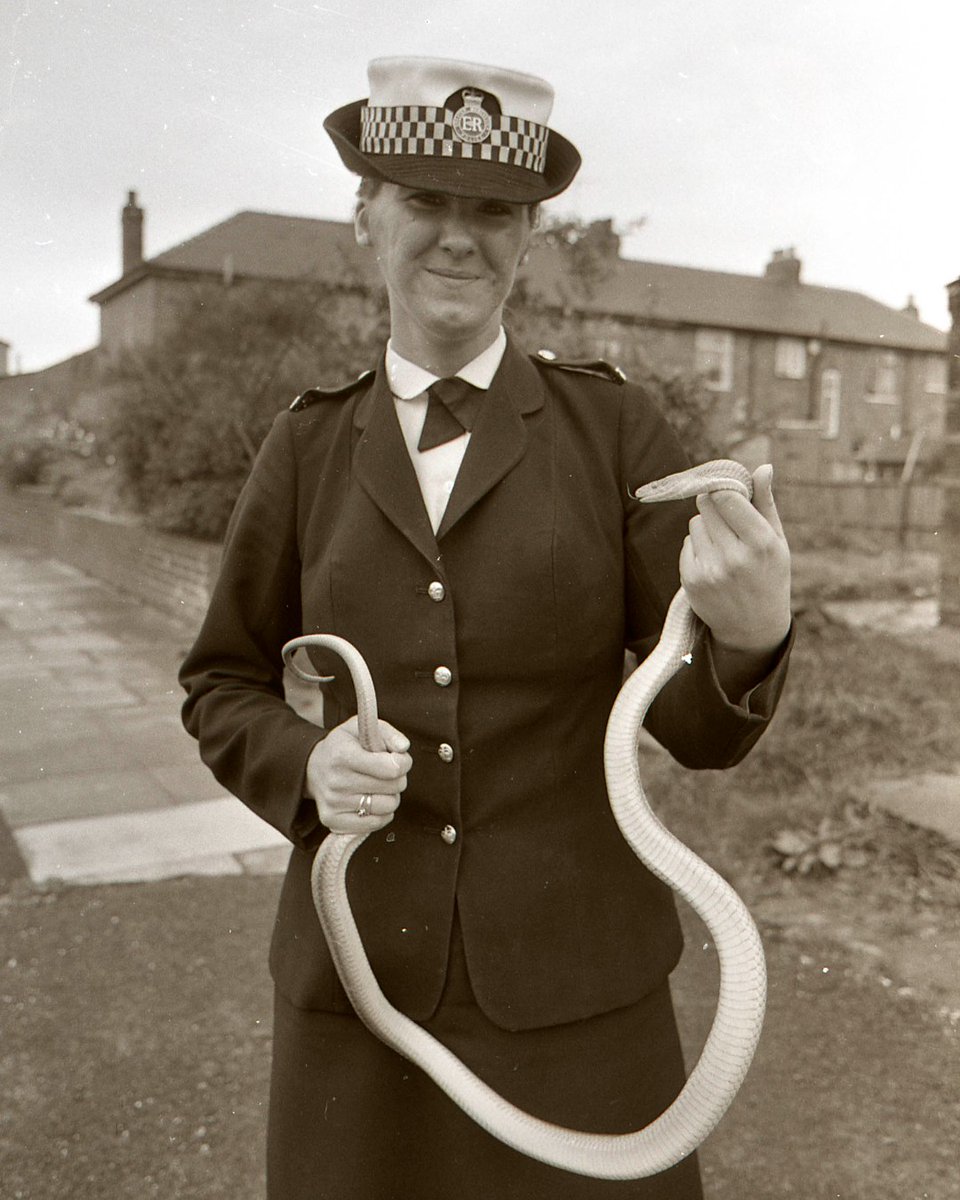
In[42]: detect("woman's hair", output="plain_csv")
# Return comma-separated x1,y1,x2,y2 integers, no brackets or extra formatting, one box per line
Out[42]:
356,177,540,227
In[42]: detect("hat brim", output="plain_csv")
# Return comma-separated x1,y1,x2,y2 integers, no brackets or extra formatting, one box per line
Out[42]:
324,100,581,203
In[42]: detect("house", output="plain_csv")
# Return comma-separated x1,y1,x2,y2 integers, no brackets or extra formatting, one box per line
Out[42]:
7,192,951,485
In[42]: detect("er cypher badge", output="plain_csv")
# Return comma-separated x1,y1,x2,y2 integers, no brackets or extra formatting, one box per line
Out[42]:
452,89,493,144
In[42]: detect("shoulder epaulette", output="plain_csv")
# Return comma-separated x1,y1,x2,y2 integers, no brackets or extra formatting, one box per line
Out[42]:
531,349,627,384
289,369,375,412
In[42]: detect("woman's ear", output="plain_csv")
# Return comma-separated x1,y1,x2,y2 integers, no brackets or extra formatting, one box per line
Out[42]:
354,204,371,247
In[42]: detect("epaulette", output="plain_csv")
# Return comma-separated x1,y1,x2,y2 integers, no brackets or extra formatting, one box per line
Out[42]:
289,369,375,412
531,349,627,384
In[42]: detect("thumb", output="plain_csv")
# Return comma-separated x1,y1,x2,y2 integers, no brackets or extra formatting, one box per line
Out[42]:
752,464,785,537
379,720,410,754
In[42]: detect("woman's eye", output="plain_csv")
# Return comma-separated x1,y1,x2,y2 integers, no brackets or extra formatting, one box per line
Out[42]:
408,192,445,209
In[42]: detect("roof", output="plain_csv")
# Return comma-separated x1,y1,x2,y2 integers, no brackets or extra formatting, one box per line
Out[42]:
521,248,947,352
91,210,947,354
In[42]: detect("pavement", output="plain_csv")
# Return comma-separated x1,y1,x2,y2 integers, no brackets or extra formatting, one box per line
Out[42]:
0,542,293,887
1,540,958,890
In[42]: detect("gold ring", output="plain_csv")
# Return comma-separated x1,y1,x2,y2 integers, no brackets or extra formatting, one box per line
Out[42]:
356,794,373,818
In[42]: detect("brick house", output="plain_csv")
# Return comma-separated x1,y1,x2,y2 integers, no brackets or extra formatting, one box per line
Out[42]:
8,192,950,485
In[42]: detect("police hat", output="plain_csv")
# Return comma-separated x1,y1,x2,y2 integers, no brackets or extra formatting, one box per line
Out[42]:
324,57,581,203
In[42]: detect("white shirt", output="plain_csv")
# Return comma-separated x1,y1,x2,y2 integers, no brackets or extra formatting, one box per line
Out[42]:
386,328,507,533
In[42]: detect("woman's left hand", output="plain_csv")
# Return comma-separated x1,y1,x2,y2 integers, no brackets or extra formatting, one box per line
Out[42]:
679,464,792,658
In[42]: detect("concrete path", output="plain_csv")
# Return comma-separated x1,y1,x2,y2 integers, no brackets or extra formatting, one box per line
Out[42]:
0,543,292,886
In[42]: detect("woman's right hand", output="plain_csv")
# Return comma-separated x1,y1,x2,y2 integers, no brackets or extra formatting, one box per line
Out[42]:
304,716,412,834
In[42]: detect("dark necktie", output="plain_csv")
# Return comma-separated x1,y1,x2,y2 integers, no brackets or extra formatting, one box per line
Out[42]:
417,377,484,452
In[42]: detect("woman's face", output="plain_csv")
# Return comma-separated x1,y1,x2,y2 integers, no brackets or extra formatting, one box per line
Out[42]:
355,183,534,368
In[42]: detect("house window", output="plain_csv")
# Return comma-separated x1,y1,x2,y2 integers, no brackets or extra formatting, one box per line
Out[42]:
925,355,948,394
819,368,841,438
694,329,734,391
775,337,807,380
868,350,902,401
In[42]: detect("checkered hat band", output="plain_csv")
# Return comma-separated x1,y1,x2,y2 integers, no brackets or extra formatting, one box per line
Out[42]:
360,105,549,173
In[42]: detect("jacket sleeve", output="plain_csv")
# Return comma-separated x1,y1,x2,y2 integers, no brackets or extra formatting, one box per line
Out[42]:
617,386,793,769
178,411,327,848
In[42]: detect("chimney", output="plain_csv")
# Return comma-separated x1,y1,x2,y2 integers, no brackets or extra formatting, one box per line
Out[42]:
764,247,802,285
122,190,144,275
0,339,9,377
902,294,919,319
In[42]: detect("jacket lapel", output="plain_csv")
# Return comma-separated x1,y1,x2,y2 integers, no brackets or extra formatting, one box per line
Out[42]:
352,363,441,566
436,339,545,539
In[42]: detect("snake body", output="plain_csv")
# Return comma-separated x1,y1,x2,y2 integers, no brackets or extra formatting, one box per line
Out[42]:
281,458,764,1180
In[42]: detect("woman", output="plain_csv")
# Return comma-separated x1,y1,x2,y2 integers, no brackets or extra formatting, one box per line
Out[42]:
180,57,793,1199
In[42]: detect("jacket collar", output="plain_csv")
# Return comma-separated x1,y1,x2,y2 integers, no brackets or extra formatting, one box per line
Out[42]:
351,336,545,560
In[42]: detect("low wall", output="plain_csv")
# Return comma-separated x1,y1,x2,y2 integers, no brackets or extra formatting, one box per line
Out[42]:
0,487,221,632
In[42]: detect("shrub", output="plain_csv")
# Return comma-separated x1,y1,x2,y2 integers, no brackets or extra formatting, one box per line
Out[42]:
107,282,388,540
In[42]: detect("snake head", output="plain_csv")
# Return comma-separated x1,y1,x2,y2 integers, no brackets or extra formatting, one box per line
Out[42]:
633,459,754,504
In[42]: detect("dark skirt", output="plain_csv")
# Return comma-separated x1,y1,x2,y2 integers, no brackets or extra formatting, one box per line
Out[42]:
267,922,703,1200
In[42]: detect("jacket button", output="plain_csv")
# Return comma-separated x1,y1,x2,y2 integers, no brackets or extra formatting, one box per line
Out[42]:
427,581,445,602
440,824,457,845
437,742,454,763
433,666,452,687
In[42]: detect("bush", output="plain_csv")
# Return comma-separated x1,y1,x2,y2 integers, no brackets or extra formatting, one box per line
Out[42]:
1,419,103,491
107,282,388,540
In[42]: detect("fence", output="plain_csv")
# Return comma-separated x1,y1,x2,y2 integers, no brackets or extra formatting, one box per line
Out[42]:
775,479,944,551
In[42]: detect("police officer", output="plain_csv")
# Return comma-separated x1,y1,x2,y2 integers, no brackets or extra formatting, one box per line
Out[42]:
180,55,792,1200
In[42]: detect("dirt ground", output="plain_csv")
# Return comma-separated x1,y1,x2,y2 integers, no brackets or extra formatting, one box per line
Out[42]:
2,861,957,1200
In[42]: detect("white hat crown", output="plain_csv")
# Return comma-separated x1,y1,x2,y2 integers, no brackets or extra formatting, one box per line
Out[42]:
367,57,555,124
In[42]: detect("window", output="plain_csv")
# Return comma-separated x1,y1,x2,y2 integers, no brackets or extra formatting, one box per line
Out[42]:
925,355,948,395
868,350,901,401
694,329,734,391
775,337,807,380
819,368,841,438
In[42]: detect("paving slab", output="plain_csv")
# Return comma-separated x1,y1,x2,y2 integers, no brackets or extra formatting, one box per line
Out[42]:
14,796,290,885
0,768,176,828
866,773,960,846
0,542,298,886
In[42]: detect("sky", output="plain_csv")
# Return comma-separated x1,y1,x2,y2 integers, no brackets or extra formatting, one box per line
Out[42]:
1,0,957,373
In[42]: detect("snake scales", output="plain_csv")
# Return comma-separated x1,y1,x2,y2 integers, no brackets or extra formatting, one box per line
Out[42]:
281,459,765,1179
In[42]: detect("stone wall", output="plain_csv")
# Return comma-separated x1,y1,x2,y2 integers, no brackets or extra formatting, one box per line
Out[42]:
0,488,221,633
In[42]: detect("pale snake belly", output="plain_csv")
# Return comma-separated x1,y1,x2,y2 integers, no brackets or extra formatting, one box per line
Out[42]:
281,458,765,1179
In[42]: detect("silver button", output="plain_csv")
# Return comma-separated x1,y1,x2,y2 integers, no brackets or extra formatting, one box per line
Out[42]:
427,581,445,602
433,666,452,687
437,743,454,763
440,824,457,845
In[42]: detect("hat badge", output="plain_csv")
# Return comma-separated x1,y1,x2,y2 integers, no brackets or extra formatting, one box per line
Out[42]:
451,88,492,144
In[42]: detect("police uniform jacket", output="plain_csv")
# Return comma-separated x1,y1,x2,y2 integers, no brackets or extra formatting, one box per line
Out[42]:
179,336,792,1033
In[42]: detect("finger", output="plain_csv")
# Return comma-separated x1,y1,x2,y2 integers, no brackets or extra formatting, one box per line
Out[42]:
319,788,400,826
750,464,786,538
321,806,397,835
694,494,744,552
379,720,410,755
699,487,775,549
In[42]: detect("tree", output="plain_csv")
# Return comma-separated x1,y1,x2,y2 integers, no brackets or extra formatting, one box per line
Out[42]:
506,214,724,463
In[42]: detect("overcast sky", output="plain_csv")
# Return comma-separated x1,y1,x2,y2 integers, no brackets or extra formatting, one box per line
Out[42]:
2,0,956,373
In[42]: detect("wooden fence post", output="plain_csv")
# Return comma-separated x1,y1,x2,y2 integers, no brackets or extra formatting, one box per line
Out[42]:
941,479,960,627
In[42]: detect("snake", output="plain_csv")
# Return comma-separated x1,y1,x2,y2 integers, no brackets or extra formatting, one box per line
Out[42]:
281,458,764,1180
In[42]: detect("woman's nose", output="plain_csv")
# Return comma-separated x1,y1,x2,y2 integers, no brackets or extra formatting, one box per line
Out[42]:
437,211,477,256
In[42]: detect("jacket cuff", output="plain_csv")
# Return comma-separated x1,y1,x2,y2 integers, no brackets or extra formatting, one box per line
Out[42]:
702,620,796,717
